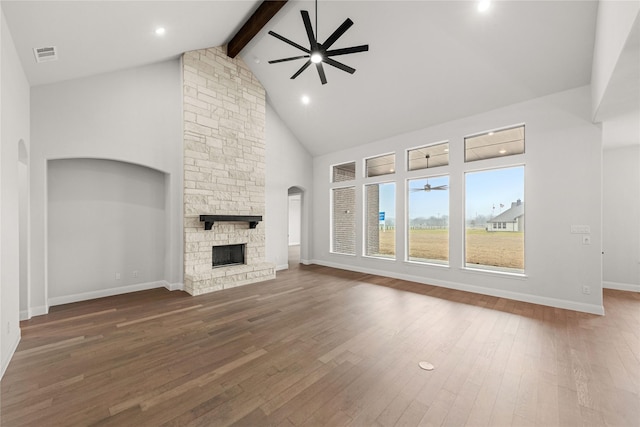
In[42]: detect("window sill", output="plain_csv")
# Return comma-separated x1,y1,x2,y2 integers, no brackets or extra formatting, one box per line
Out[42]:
329,251,356,257
405,260,450,269
362,254,396,262
461,266,527,279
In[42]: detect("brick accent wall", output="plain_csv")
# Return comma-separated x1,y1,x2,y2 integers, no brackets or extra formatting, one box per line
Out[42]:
182,46,274,295
332,187,356,254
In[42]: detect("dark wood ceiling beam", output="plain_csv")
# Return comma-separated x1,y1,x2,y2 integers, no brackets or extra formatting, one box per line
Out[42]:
227,0,288,58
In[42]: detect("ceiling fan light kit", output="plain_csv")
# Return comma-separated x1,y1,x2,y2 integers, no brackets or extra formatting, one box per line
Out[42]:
268,0,368,84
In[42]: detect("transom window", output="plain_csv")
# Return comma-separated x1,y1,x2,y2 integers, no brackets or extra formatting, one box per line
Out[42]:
332,162,356,183
408,142,449,171
365,153,396,178
465,125,524,162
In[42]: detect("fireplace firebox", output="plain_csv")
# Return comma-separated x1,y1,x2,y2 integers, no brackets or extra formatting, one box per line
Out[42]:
212,244,245,268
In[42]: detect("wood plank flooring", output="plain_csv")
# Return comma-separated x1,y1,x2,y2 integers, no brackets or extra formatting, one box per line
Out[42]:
1,264,638,426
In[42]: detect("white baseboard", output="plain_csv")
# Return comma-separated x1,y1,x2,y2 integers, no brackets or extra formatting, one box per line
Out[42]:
603,281,640,292
164,282,184,291
276,264,289,271
300,259,312,266
19,310,29,321
311,259,605,316
48,281,172,307
1,330,21,380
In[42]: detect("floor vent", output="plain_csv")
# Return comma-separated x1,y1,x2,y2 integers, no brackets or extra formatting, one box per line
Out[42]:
33,46,58,63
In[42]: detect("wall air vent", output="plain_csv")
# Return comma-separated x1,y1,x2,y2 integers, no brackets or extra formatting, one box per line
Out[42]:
33,46,58,63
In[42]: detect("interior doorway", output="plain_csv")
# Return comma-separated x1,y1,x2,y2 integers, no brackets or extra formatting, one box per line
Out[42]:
288,187,303,268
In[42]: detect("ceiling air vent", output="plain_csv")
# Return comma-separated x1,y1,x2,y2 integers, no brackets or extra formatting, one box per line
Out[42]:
33,46,58,63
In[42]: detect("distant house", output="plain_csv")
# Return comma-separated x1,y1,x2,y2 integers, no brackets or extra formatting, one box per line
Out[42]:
487,200,524,232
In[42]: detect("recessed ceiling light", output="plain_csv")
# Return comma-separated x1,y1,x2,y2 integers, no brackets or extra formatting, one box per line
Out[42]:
478,0,491,13
444,148,449,152
155,27,166,36
499,149,507,154
301,95,310,105
488,131,495,136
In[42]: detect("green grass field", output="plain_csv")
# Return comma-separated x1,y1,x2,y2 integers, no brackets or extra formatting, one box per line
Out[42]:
376,228,524,269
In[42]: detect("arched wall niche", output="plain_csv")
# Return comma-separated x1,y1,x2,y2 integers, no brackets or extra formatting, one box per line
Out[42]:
46,157,171,306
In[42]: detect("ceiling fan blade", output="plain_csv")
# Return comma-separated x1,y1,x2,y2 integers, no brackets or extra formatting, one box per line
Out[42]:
300,10,318,50
291,60,312,79
268,55,310,64
322,18,353,49
432,185,449,190
268,31,310,53
315,62,328,85
410,189,426,192
324,57,356,74
325,45,369,57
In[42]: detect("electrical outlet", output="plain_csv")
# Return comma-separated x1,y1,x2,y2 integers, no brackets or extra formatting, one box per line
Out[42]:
115,272,121,280
582,285,591,295
582,235,591,245
132,270,139,278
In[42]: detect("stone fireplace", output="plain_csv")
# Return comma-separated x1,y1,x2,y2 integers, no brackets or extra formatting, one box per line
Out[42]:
182,46,275,296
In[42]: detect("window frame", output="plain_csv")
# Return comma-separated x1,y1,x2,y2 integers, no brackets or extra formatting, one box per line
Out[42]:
463,163,526,276
406,140,450,172
364,152,396,179
329,185,357,256
362,180,397,261
464,124,525,163
330,160,356,183
405,173,451,267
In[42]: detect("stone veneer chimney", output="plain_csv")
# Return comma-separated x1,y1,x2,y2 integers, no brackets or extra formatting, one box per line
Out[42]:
182,46,275,296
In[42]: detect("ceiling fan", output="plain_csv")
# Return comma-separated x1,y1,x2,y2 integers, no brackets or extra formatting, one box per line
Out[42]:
410,155,449,192
267,0,369,85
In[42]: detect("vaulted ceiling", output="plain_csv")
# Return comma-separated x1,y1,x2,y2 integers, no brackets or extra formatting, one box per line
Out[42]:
2,1,628,156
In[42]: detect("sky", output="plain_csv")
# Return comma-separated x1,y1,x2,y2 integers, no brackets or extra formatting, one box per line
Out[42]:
375,166,524,221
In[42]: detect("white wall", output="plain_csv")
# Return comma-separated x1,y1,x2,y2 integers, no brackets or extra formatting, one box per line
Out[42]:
603,145,640,291
1,9,30,377
313,86,604,314
591,0,640,118
47,159,168,304
265,103,313,270
30,60,183,316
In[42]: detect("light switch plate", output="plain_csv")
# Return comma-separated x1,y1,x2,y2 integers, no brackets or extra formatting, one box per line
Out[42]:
571,225,591,234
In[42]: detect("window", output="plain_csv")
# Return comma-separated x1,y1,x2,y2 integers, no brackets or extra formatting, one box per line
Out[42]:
407,175,449,264
332,162,355,182
465,125,525,162
331,187,356,255
364,182,395,258
465,166,524,273
408,142,449,171
365,153,395,178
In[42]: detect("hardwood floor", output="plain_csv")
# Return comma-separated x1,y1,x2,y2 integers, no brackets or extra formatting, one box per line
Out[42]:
1,265,638,426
